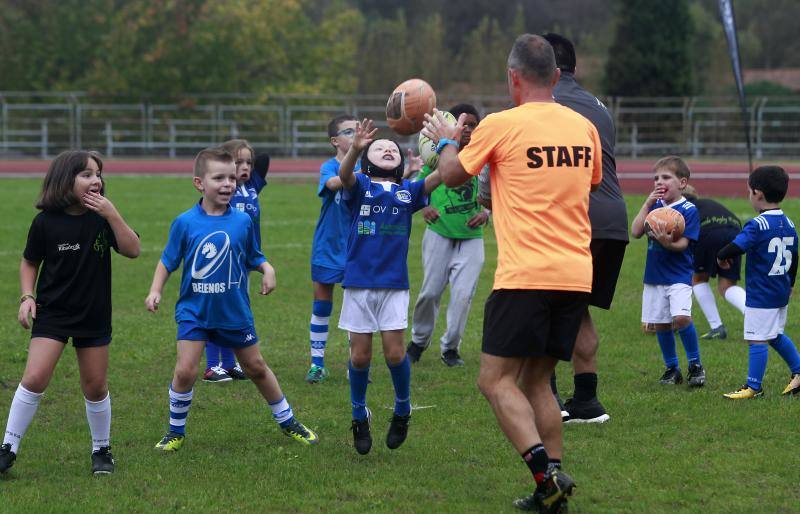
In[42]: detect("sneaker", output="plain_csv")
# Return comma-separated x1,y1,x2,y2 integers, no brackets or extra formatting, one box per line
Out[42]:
305,364,329,384
441,350,465,367
564,397,610,424
724,385,764,399
659,367,683,385
154,431,185,451
701,324,727,340
407,343,425,363
91,446,115,475
555,393,570,422
0,443,16,473
386,412,410,450
687,362,706,387
281,418,319,445
782,373,800,396
203,366,232,383
225,363,247,380
351,408,372,455
512,468,576,512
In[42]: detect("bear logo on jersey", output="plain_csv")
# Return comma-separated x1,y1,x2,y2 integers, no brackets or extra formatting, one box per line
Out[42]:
191,231,231,280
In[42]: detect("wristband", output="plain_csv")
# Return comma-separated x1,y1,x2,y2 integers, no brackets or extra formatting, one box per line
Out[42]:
435,138,459,154
20,294,35,304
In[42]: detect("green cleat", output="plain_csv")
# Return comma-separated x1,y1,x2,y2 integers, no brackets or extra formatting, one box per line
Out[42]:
154,431,185,452
282,419,319,445
513,468,576,512
305,364,329,384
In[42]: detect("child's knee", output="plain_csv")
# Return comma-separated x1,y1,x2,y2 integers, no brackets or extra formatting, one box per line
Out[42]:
672,316,692,329
173,364,198,388
82,382,109,402
350,349,371,368
240,359,268,381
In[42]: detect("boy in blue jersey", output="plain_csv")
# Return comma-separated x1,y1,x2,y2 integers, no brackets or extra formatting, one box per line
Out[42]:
306,115,359,384
145,147,317,451
632,156,706,387
202,138,269,383
718,166,800,399
339,119,441,455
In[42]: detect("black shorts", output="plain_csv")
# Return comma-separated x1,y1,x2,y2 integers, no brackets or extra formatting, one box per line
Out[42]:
31,332,111,348
482,289,589,360
589,239,628,310
694,228,741,280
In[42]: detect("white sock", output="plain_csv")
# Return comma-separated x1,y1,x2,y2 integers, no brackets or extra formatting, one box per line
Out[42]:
3,384,43,454
724,285,746,314
693,282,722,329
85,394,111,451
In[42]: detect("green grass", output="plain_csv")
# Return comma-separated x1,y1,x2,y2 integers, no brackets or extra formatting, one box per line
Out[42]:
1,176,799,513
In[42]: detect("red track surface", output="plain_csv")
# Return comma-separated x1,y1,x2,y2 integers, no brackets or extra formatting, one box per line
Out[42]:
2,158,799,198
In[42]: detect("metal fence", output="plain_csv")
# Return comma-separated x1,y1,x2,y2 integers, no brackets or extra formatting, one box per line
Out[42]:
1,92,799,159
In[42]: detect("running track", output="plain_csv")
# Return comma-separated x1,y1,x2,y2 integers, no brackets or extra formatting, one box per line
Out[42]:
2,158,799,198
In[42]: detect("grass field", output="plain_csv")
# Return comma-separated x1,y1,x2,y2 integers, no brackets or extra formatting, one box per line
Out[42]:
0,176,799,513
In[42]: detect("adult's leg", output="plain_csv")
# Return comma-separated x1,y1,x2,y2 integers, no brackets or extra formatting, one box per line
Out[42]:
411,230,452,352
518,356,562,458
440,238,484,355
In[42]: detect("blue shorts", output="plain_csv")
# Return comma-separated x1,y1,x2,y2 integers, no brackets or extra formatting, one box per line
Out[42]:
31,332,111,348
311,264,344,284
177,321,258,348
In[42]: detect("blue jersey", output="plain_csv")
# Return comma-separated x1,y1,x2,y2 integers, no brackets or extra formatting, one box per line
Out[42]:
342,174,428,289
161,201,267,330
732,209,797,309
643,197,700,286
231,173,267,249
310,158,360,271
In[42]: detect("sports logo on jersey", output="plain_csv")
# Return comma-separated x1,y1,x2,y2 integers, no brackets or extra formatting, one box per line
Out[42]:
235,203,245,212
360,204,371,216
365,190,373,198
395,190,412,204
244,332,255,343
358,220,376,235
191,231,231,279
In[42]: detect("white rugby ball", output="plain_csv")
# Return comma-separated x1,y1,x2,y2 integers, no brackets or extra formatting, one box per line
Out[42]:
418,111,457,170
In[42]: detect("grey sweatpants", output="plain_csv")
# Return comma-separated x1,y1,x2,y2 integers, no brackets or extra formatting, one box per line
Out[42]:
411,229,485,353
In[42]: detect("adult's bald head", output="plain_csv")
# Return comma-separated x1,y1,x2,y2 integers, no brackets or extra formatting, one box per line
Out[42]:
507,34,557,86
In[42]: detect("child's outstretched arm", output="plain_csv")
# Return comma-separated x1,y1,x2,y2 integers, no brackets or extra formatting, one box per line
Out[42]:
18,258,40,329
145,261,171,312
339,118,376,190
423,169,443,194
403,149,424,179
631,186,665,238
82,191,140,258
257,261,276,296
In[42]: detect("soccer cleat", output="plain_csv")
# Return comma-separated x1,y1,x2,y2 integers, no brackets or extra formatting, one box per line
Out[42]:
406,342,425,363
351,408,372,455
386,413,410,450
513,468,576,512
781,373,800,396
659,367,683,385
687,362,706,388
203,366,232,383
441,350,465,367
563,397,610,424
154,431,185,451
305,364,329,384
0,443,16,473
91,446,115,475
701,324,727,340
723,385,764,399
225,363,248,380
282,418,319,445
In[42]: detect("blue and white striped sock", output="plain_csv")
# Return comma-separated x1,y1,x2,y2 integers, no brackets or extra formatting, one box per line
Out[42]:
268,396,294,428
168,386,193,436
310,300,333,367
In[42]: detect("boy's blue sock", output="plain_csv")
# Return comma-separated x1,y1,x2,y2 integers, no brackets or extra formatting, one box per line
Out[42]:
677,322,701,365
168,385,193,436
310,300,333,367
747,344,769,390
268,396,295,429
349,360,370,421
656,330,679,369
387,354,411,417
220,346,236,370
205,342,222,369
770,334,800,374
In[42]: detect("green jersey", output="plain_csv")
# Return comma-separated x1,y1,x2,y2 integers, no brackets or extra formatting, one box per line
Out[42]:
417,165,483,240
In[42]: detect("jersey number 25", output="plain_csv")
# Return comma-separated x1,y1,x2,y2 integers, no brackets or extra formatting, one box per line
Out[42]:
768,236,794,276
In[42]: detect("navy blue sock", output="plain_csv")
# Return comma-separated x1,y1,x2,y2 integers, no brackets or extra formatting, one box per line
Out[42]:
310,300,333,367
747,344,769,390
770,334,800,374
220,346,236,370
349,360,370,421
388,355,411,416
205,342,222,369
656,330,679,369
677,322,701,365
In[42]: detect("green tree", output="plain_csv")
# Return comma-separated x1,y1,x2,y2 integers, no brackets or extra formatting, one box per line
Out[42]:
357,10,411,93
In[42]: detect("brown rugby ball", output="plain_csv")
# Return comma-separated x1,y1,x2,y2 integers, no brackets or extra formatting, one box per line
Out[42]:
386,78,436,136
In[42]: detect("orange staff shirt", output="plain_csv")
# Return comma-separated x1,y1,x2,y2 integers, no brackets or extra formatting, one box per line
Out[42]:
458,101,602,292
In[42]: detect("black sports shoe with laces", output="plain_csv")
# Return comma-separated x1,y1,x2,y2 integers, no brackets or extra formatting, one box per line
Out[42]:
406,343,425,363
386,413,410,449
91,446,115,475
513,467,576,512
687,362,706,387
564,397,610,424
441,350,465,367
0,443,16,473
659,367,684,385
351,408,372,455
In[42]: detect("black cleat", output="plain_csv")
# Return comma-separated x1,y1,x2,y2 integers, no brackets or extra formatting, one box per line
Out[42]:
687,362,706,387
701,324,727,340
441,350,464,367
91,446,115,475
659,367,684,385
406,343,425,363
0,443,16,473
564,397,610,424
386,413,410,449
351,408,372,455
513,468,576,512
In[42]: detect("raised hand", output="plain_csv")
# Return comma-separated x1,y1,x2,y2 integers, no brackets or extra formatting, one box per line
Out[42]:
353,118,377,152
82,191,119,219
421,109,463,145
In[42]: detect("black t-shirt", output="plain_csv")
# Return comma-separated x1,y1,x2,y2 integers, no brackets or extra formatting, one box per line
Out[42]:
685,195,742,236
23,210,118,337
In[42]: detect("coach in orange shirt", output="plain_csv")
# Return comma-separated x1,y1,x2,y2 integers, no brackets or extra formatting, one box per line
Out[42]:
422,34,601,511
